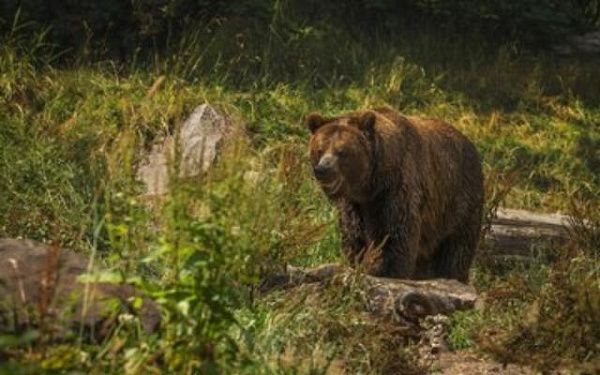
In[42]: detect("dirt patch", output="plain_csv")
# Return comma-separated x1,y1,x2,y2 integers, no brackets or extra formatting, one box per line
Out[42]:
431,350,534,375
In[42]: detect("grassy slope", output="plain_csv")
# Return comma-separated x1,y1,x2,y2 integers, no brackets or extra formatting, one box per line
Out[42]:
1,17,599,374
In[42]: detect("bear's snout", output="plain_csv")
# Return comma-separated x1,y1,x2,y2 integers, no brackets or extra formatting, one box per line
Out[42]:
313,164,331,180
314,154,337,181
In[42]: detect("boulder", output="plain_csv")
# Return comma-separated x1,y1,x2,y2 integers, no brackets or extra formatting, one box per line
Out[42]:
0,239,160,342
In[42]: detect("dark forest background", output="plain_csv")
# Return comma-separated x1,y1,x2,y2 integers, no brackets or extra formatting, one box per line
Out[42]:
2,0,599,60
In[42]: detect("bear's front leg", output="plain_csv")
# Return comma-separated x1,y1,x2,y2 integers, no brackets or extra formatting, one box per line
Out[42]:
382,222,421,278
360,200,420,279
337,199,366,267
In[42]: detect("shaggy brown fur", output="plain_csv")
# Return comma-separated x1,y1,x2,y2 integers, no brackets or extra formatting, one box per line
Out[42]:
307,107,484,282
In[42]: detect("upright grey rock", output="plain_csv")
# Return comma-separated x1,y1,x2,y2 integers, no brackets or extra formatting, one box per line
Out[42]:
136,104,234,196
136,139,173,196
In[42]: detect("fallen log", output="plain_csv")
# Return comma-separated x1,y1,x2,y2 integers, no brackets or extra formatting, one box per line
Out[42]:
484,208,570,256
261,264,477,323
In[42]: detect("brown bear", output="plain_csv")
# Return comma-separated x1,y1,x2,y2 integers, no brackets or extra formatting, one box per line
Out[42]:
307,107,484,282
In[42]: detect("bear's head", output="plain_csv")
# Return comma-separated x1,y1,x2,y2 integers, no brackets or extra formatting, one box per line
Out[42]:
307,111,377,202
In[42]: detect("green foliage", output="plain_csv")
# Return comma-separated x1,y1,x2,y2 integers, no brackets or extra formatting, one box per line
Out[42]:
447,310,483,350
138,144,325,372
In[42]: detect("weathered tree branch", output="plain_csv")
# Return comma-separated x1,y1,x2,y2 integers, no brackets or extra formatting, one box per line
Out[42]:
261,264,477,323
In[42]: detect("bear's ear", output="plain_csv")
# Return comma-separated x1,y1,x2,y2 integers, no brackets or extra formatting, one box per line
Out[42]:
358,111,376,134
306,112,327,134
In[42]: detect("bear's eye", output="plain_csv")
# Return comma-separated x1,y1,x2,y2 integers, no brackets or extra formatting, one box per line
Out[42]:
337,149,348,157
